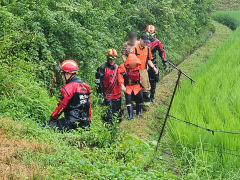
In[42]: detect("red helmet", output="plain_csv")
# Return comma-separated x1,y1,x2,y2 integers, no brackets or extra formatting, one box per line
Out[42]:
59,60,79,74
145,25,156,36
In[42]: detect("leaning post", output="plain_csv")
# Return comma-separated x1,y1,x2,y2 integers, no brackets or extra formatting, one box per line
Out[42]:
155,70,182,152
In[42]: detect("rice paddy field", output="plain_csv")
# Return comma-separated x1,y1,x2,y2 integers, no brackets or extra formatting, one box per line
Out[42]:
213,9,240,30
167,16,240,178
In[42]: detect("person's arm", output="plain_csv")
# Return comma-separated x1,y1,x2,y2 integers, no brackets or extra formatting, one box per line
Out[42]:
51,87,71,120
157,41,167,68
95,66,105,94
148,60,158,74
147,49,158,74
118,64,126,92
85,85,91,121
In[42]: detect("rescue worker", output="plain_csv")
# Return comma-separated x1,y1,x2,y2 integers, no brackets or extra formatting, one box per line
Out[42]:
122,32,139,62
118,54,143,119
129,33,158,108
146,25,167,102
95,49,122,123
48,60,91,130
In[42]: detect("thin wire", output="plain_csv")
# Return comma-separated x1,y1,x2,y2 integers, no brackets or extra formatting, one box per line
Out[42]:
161,142,240,153
160,142,240,157
168,114,240,135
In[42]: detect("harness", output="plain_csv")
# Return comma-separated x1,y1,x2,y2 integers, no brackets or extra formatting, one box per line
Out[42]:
104,64,119,98
122,65,140,86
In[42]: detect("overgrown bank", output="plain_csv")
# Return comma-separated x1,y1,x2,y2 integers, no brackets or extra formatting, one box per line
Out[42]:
0,0,214,124
0,21,232,179
0,0,229,179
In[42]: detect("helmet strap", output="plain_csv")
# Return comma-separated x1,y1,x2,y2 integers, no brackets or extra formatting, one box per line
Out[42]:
66,73,76,84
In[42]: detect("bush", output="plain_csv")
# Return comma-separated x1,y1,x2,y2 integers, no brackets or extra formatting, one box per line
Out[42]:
0,0,214,124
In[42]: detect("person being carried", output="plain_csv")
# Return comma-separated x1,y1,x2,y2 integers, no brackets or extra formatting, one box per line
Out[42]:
95,49,122,123
129,33,158,109
146,25,167,102
48,60,91,130
122,32,139,63
118,54,143,119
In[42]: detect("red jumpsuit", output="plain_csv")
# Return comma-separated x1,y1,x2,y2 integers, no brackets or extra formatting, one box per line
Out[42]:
49,76,91,130
96,62,122,123
147,37,167,101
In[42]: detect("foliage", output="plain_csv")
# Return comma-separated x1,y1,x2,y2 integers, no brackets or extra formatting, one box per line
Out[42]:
0,117,177,179
212,9,240,30
0,60,56,123
0,0,213,85
0,0,216,178
0,0,214,122
213,0,240,10
168,22,240,178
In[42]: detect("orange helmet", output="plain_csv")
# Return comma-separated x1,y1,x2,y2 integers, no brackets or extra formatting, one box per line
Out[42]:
145,25,156,36
106,48,119,60
59,60,79,74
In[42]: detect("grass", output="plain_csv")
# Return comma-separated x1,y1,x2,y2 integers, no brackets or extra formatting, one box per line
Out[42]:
213,9,240,30
0,116,178,179
121,21,233,178
0,19,234,180
214,0,240,10
168,23,240,178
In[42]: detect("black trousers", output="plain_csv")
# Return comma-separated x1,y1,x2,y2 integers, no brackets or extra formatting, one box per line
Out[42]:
148,67,160,99
103,98,122,123
48,118,90,131
125,90,143,105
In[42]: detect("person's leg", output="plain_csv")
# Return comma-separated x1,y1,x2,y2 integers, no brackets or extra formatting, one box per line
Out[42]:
125,93,133,120
103,99,114,123
48,118,69,130
74,121,91,129
112,98,122,122
140,69,151,103
150,79,156,102
149,66,160,102
135,90,143,117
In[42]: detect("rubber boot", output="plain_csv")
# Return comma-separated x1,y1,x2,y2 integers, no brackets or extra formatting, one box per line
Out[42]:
136,104,142,117
127,106,134,120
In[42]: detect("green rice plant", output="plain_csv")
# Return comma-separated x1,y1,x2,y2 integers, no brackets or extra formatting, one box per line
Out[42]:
168,26,240,177
213,9,240,30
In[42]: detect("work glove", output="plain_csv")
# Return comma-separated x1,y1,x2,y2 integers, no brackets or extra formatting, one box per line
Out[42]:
47,116,58,128
49,116,56,122
163,60,167,69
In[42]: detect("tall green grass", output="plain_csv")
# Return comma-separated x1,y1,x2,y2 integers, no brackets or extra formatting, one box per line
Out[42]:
213,9,240,30
168,25,240,176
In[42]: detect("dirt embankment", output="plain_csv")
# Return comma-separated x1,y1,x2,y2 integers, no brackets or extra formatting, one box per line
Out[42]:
0,119,50,179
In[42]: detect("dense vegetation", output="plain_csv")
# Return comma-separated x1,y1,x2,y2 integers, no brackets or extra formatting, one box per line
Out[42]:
169,14,240,179
0,0,225,179
0,0,214,124
213,9,240,30
214,0,240,10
